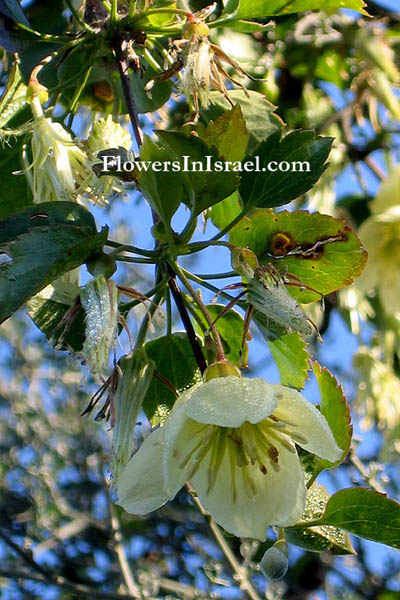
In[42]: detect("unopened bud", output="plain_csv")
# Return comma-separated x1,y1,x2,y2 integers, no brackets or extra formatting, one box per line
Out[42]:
260,540,289,581
86,252,117,279
80,277,118,376
26,81,49,105
203,360,241,382
183,14,210,39
231,247,259,279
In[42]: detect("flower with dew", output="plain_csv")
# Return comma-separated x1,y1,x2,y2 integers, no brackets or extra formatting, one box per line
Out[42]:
117,374,342,540
84,115,133,203
145,11,255,122
80,276,118,377
25,95,92,204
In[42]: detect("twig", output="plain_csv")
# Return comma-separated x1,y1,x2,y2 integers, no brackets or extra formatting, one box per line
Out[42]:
350,450,386,494
174,263,226,362
167,267,207,373
187,486,261,600
111,37,143,149
0,567,137,600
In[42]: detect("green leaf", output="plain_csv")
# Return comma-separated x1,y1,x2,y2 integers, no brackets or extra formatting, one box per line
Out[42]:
210,191,243,230
0,0,30,25
156,130,239,216
0,203,107,324
205,90,282,149
286,483,355,555
222,0,367,19
0,136,32,221
143,333,202,425
312,362,352,473
203,105,249,162
137,135,183,224
306,488,400,550
239,130,333,210
0,201,97,243
267,332,310,389
229,209,367,302
0,62,28,129
129,61,173,114
28,288,86,352
193,304,247,367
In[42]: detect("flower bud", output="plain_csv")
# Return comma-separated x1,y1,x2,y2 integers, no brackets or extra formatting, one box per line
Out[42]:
26,81,49,104
260,540,289,581
183,14,210,39
111,349,155,485
80,277,118,376
203,360,241,382
231,247,259,279
86,252,117,279
356,28,399,83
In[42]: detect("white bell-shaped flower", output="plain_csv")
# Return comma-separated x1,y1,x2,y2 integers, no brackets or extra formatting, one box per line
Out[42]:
117,376,342,540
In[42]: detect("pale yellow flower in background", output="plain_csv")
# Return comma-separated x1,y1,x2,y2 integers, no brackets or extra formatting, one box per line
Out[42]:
357,206,400,315
117,376,341,540
356,165,400,316
354,346,400,430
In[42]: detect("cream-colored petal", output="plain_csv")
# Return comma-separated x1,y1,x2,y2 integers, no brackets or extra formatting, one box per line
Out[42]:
162,400,205,498
116,427,168,515
270,385,343,462
379,267,400,316
190,439,306,540
356,217,383,293
185,377,278,427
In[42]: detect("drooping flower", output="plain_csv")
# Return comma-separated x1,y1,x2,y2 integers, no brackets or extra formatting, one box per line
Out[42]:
117,375,341,540
25,95,92,204
145,11,255,122
111,349,155,486
83,115,133,203
357,206,400,315
80,276,118,377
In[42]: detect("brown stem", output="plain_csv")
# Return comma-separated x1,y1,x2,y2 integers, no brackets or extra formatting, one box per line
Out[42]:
111,36,143,149
167,266,207,373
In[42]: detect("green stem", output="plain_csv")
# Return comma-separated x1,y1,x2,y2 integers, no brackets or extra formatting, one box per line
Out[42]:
99,0,112,12
119,277,168,314
110,0,119,26
208,16,237,29
105,240,156,257
138,7,189,18
186,239,232,254
210,208,247,242
64,0,92,31
134,292,163,349
173,262,226,362
166,288,173,336
141,26,182,35
180,267,241,305
15,22,77,42
114,256,159,265
193,271,237,280
68,64,93,115
129,0,136,17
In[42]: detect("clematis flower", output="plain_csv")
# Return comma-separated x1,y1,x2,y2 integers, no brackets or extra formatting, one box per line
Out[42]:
117,376,341,540
25,96,92,204
357,206,400,315
145,11,255,123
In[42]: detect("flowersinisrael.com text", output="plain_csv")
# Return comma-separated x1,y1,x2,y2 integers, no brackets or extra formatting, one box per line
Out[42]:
100,154,311,174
